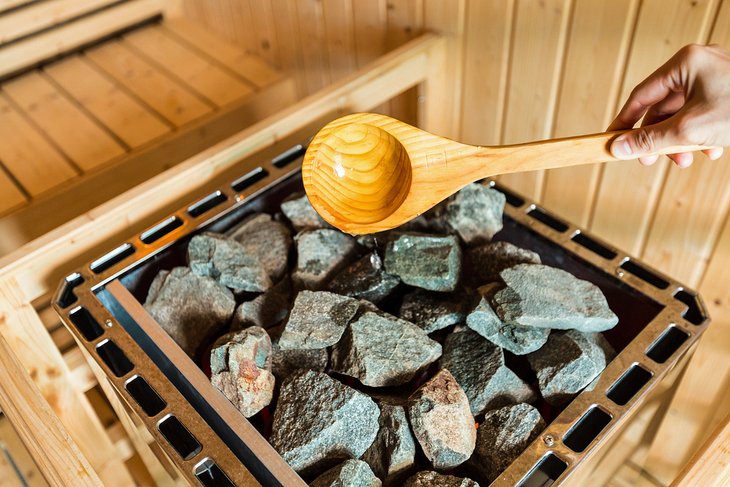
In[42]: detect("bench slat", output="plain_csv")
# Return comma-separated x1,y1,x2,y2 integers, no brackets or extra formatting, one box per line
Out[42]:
0,167,26,216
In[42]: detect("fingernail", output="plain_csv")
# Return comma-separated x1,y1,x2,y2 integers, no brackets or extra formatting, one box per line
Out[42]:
611,136,633,159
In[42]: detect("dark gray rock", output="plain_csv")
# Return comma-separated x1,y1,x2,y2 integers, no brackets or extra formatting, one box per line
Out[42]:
310,459,382,487
271,338,329,380
464,241,541,286
399,289,476,334
442,184,505,245
466,287,550,355
407,370,476,469
527,330,615,405
229,213,292,283
440,328,535,416
270,370,380,474
281,193,330,231
403,471,480,487
331,311,442,387
293,229,359,290
144,267,235,358
492,264,619,332
471,403,545,483
210,327,274,418
188,232,272,292
328,253,400,303
361,403,416,484
232,277,292,330
383,234,461,292
279,291,360,350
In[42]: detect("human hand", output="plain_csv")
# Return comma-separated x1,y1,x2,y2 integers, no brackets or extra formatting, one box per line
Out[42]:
608,44,730,167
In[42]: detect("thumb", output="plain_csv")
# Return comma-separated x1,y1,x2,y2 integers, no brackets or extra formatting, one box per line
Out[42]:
610,118,678,160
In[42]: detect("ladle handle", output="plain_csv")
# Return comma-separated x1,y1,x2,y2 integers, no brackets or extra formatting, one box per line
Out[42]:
485,130,717,176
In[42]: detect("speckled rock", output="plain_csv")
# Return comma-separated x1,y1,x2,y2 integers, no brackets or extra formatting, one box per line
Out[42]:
471,403,545,483
293,229,359,290
270,370,380,474
271,337,328,380
188,232,272,292
383,234,461,292
492,264,619,332
278,291,360,350
466,287,549,355
232,277,292,330
403,471,480,487
440,328,535,416
144,267,235,358
281,193,330,231
463,241,541,286
331,311,442,387
442,184,505,245
399,289,475,334
407,370,476,469
527,330,615,405
210,327,274,418
328,253,400,303
362,403,416,484
229,213,292,283
310,459,382,487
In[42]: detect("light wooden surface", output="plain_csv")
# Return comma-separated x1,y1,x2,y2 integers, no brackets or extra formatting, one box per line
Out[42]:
673,411,730,487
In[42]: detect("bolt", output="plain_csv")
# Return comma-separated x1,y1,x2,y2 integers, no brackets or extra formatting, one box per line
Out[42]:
104,319,113,328
543,434,555,447
616,269,625,278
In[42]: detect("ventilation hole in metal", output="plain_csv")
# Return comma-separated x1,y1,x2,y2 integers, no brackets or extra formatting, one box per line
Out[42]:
90,243,135,274
57,272,84,308
194,458,235,487
158,415,201,461
96,339,134,377
517,453,568,487
68,307,103,341
571,232,617,260
140,216,183,244
231,167,268,192
527,207,569,232
646,325,689,364
563,406,612,453
125,375,166,417
620,259,670,289
271,144,305,168
187,191,227,217
607,364,653,406
673,289,704,325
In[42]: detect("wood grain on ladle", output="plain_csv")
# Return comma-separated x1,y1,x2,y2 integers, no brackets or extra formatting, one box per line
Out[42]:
302,113,714,235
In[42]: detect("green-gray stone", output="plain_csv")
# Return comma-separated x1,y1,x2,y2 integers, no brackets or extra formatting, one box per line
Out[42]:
384,234,461,292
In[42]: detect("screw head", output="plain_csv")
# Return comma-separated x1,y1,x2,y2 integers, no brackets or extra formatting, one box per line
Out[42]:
104,319,113,328
616,268,625,278
543,434,555,447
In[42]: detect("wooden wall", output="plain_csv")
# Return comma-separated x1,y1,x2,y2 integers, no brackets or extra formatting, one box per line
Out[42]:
183,0,729,484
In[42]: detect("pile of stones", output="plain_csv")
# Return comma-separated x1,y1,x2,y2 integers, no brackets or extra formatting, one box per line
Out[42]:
143,183,619,486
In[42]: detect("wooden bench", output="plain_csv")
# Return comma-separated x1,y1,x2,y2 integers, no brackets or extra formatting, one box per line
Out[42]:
0,0,295,255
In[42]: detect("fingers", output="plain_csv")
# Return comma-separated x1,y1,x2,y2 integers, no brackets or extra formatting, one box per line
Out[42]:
610,116,678,160
703,147,724,160
640,91,685,127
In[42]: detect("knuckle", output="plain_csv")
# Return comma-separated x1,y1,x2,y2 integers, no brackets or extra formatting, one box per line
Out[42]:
634,129,655,153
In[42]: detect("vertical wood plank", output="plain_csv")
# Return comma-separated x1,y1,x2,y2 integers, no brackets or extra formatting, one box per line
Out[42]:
295,0,331,94
44,56,171,148
589,0,719,254
387,0,423,126
270,0,307,97
0,94,78,196
2,71,126,171
459,0,513,146
498,0,573,200
247,0,281,68
352,0,389,114
322,0,357,81
541,0,639,226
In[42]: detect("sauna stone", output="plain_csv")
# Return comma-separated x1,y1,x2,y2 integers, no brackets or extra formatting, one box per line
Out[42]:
209,327,274,418
310,460,382,487
270,339,328,380
383,234,461,292
527,330,615,405
403,471,480,487
229,213,292,283
361,403,416,484
471,403,546,483
399,288,475,334
278,291,360,350
440,328,535,416
292,229,359,290
280,193,330,231
269,370,380,474
328,252,400,303
144,267,235,358
232,277,292,330
407,370,476,469
188,232,272,292
492,264,619,332
442,184,506,245
463,241,541,286
466,289,549,355
331,311,442,387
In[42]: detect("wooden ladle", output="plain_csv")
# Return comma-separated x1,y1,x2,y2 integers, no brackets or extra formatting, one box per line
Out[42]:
302,113,711,235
